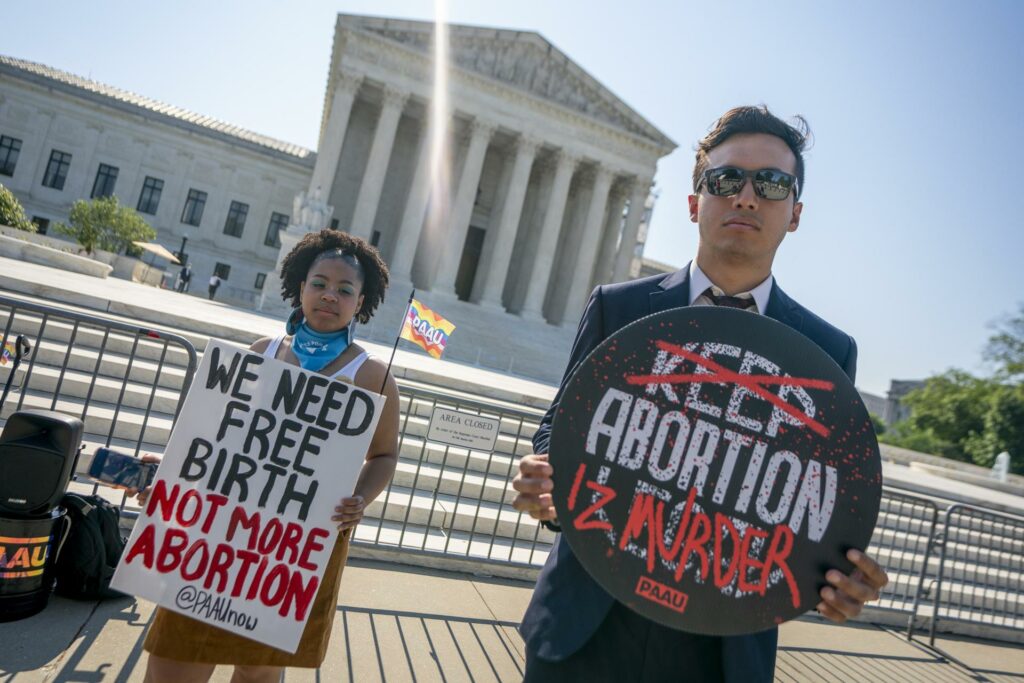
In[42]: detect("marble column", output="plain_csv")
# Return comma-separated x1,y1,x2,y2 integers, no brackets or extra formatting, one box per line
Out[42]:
592,183,628,288
308,72,363,197
564,166,613,321
349,87,407,240
519,150,579,321
389,118,431,284
432,118,496,295
612,176,652,282
476,134,539,308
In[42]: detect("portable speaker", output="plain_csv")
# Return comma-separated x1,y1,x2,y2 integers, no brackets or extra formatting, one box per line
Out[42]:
0,410,84,517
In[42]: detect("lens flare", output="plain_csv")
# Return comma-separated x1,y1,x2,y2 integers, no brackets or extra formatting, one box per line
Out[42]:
424,0,452,267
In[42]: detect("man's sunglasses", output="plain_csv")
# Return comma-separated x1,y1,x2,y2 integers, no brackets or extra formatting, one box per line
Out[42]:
699,167,799,201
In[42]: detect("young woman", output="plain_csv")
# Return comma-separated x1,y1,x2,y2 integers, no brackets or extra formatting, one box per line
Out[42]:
141,229,400,683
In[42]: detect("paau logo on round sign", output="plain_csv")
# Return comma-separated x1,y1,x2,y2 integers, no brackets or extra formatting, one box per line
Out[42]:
549,307,881,635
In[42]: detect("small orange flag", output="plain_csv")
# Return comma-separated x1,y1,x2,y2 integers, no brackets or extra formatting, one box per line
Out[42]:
400,299,455,359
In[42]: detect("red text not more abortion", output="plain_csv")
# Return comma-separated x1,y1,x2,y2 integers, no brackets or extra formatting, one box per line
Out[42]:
122,480,332,621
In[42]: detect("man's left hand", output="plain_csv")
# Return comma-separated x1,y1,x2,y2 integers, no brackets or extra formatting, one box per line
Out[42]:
817,549,889,623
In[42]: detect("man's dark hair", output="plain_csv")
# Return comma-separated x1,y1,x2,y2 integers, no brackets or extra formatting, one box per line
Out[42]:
693,105,811,200
279,229,389,324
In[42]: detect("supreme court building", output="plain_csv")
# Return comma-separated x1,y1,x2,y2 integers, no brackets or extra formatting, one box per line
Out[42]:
0,14,676,382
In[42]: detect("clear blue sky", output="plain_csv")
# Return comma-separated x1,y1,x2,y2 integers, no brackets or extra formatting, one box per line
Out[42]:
5,0,1022,395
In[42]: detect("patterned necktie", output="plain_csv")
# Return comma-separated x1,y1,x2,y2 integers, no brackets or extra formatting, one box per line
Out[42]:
703,287,755,310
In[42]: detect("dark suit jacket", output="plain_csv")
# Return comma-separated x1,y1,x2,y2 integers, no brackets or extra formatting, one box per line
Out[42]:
521,264,857,682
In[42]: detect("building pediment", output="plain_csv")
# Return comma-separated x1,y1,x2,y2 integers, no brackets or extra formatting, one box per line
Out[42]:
338,14,675,152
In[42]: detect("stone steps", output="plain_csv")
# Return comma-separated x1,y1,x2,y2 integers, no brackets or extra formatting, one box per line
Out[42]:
352,517,551,567
2,312,197,366
18,337,189,391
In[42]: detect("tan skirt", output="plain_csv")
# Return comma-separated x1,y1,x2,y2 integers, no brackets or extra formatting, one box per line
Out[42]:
143,529,351,668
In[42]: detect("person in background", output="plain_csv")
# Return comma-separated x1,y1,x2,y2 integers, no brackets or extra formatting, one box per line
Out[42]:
176,264,191,293
207,273,221,300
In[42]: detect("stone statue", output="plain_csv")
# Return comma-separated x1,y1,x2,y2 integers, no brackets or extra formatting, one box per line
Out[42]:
291,186,334,231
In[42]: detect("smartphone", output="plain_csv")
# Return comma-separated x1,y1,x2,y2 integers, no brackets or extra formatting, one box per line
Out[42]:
88,447,157,489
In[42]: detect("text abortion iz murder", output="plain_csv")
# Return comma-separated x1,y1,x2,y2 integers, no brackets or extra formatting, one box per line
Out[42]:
573,343,845,605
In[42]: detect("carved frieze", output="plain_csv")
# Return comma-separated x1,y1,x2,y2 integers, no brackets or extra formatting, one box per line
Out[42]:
341,31,667,168
363,27,649,138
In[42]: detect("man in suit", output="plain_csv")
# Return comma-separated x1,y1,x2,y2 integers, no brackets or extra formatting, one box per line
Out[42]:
512,106,889,682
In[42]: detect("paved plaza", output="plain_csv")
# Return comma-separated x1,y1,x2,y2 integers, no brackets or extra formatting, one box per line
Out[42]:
2,558,1022,682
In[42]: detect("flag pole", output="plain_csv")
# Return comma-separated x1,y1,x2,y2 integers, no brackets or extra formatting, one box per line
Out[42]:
381,289,415,394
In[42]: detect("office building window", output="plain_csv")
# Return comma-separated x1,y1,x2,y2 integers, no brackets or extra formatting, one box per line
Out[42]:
263,212,288,248
0,135,22,176
214,262,231,279
41,150,72,190
255,273,266,290
370,230,381,247
136,176,164,214
181,188,207,226
223,200,248,237
32,217,50,234
91,163,119,198
329,218,339,230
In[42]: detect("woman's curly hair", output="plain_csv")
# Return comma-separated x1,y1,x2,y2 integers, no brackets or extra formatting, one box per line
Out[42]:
278,230,389,324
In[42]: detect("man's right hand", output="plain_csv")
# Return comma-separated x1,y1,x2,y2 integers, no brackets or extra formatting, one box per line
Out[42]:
512,453,557,521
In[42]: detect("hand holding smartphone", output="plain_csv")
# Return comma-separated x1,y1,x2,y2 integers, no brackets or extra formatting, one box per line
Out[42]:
88,447,158,490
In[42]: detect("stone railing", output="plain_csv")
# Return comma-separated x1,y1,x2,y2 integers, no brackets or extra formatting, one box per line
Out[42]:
0,230,113,278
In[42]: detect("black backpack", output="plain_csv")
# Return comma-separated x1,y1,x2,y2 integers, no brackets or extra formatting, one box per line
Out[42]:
53,494,128,599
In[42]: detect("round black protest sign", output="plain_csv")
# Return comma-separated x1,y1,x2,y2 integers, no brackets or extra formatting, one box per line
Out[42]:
549,306,881,635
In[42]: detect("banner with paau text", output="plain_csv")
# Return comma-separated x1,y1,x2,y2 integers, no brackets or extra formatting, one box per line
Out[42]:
111,339,384,653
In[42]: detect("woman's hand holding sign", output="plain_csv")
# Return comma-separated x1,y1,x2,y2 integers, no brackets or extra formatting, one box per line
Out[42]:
816,549,889,623
333,495,366,531
512,453,557,521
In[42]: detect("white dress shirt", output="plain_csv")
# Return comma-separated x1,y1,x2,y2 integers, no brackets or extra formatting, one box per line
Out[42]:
687,261,773,314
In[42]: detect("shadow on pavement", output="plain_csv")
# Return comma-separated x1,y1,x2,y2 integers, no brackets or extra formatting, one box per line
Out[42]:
333,605,524,683
50,598,149,683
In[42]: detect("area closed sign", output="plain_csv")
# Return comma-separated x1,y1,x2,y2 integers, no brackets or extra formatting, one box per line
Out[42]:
427,407,500,451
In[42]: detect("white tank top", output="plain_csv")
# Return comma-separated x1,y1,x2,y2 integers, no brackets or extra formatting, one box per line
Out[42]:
261,336,370,381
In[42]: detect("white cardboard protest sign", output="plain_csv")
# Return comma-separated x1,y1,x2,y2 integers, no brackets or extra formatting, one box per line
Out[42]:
111,339,384,653
427,407,500,451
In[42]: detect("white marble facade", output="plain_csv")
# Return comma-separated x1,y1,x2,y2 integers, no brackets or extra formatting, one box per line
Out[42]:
262,15,676,381
0,56,313,308
0,14,676,382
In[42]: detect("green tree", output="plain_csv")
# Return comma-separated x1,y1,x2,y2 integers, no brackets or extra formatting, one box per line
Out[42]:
0,183,37,232
881,314,1024,474
56,196,155,255
868,413,886,436
963,384,1024,470
985,304,1024,381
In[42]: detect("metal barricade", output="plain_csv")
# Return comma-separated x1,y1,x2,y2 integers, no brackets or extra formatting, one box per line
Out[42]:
354,382,553,572
6,296,1023,642
928,504,1024,644
0,294,198,495
871,489,939,627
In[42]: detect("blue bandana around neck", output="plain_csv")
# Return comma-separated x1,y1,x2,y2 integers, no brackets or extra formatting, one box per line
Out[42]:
288,312,352,372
